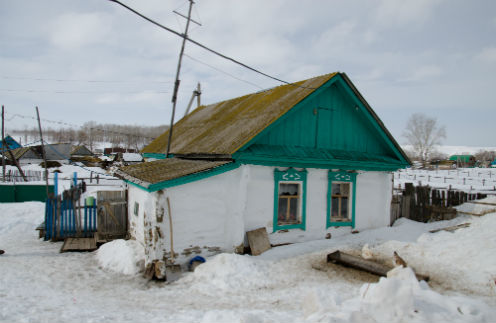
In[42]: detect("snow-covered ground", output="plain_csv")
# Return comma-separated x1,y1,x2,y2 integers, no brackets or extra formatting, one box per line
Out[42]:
395,168,496,194
1,201,495,323
401,145,496,156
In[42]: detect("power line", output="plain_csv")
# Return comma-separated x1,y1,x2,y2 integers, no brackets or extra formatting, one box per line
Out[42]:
4,112,163,141
1,75,172,84
184,54,264,90
108,0,317,90
0,88,169,94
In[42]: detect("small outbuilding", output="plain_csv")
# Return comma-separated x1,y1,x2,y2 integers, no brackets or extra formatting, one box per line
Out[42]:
71,145,93,157
449,155,476,168
5,147,42,165
116,72,410,269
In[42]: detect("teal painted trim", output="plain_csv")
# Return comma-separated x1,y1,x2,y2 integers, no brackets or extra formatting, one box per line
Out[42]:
273,168,307,232
143,153,167,159
238,76,340,153
334,75,409,165
327,171,357,229
234,154,408,171
147,162,240,192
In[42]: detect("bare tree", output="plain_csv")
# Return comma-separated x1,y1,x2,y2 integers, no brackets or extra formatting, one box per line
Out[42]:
403,113,446,164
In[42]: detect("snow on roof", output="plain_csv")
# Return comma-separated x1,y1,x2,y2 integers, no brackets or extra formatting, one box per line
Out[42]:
122,153,143,162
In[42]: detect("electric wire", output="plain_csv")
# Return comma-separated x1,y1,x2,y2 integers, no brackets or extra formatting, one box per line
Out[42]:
4,112,163,141
0,88,169,94
1,75,172,84
183,54,264,90
108,0,317,90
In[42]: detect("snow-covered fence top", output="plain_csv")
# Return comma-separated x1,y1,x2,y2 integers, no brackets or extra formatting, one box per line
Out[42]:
1,169,43,183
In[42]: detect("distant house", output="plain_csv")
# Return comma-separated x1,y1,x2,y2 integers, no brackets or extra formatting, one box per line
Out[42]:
30,143,72,164
116,72,410,271
5,147,42,165
0,135,21,151
449,155,476,168
71,145,93,157
104,147,137,155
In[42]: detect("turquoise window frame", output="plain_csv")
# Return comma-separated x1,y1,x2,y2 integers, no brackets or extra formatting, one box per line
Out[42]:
273,168,307,232
327,171,357,228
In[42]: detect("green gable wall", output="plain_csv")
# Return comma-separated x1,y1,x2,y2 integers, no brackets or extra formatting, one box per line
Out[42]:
234,75,409,171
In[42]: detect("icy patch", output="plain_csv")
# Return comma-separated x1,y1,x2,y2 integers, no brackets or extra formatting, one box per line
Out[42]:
96,239,145,275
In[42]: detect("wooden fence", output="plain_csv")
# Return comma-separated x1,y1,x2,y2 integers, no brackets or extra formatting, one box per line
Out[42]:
390,183,487,224
44,186,127,241
2,169,43,182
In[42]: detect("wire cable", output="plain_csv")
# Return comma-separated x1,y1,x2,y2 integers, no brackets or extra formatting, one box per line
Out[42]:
4,112,163,141
0,88,169,94
1,75,172,84
108,0,317,90
183,54,264,90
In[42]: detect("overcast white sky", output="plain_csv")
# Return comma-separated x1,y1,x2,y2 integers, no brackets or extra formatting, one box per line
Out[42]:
1,0,495,146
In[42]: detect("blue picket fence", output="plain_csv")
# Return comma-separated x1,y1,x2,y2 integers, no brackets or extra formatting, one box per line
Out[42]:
45,198,98,240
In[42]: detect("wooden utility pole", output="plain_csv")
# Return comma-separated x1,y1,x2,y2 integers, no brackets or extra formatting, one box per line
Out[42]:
2,106,27,182
36,106,50,198
183,83,202,117
2,105,5,182
166,0,195,158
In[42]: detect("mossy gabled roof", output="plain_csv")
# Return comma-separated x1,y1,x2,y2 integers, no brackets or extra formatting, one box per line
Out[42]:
142,73,338,156
117,158,230,188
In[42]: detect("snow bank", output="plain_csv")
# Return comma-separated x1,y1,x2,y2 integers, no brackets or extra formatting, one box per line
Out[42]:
96,239,145,275
371,213,496,297
304,267,493,323
182,253,272,292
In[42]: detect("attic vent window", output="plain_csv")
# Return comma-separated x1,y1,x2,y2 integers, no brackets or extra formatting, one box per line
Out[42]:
273,168,307,232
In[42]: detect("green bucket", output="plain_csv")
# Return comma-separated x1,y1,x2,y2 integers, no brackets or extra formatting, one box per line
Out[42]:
85,196,95,206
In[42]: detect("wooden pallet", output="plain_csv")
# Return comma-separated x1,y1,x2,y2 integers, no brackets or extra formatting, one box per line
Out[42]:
60,237,97,253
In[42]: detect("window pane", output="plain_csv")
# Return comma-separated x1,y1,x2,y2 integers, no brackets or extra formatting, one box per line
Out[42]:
278,198,287,221
331,183,341,195
289,197,298,222
331,197,339,218
341,183,350,196
341,197,349,219
280,183,299,196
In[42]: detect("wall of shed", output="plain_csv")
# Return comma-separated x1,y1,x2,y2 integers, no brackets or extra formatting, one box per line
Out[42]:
127,165,393,266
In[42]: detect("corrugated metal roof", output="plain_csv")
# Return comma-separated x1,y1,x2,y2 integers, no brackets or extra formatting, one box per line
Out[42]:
116,158,230,186
142,73,337,155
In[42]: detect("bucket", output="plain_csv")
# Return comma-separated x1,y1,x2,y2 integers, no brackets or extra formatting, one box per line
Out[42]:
85,196,95,206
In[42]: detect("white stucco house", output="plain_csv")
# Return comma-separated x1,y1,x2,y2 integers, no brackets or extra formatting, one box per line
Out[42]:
116,72,410,275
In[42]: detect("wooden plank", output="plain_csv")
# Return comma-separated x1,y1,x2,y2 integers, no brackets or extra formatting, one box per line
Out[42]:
246,227,271,256
429,223,470,233
469,201,496,206
327,250,429,281
60,237,97,253
327,250,391,277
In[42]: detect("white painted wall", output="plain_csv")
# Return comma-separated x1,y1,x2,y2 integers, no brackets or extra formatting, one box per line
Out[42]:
127,165,393,265
354,171,393,230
